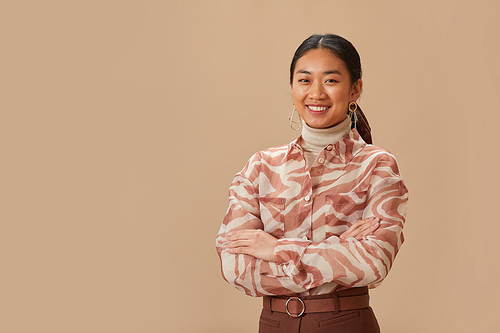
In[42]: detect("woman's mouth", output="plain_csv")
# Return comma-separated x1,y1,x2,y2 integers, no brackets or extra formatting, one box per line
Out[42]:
307,105,330,114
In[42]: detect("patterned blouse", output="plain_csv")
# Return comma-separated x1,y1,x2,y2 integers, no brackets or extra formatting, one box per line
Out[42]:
216,129,408,297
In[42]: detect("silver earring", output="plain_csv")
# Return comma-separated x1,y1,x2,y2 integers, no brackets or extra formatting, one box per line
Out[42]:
348,102,358,128
289,106,302,131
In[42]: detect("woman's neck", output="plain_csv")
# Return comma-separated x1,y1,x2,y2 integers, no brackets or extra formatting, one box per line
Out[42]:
300,117,351,169
301,117,351,149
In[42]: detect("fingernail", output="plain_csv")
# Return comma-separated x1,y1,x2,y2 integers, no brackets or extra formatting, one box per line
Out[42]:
227,232,233,237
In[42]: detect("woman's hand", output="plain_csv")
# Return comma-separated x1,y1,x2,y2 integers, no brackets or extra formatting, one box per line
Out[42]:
219,217,379,262
340,217,380,240
219,230,278,262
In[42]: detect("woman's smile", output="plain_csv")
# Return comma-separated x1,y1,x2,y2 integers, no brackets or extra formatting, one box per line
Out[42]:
306,105,331,114
291,48,362,129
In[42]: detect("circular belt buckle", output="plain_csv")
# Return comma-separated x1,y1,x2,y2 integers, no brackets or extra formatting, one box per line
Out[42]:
285,297,305,318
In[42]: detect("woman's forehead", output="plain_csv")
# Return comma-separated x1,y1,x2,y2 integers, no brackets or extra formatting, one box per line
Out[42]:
295,48,347,74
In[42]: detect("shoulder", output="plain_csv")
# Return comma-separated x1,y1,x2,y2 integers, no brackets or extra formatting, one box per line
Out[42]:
239,143,291,177
245,143,291,164
356,143,403,173
360,144,399,161
259,143,290,158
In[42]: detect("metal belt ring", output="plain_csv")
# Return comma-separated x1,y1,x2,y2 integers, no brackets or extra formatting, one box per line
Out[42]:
285,297,305,318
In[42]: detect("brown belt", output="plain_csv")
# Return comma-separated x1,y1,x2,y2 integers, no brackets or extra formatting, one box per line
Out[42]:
262,287,370,318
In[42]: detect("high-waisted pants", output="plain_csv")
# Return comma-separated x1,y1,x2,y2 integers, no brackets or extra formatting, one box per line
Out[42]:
258,287,380,333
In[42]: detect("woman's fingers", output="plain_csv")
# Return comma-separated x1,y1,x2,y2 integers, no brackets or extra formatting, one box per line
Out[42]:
218,229,278,262
355,221,379,240
340,217,380,240
219,230,256,244
224,239,252,249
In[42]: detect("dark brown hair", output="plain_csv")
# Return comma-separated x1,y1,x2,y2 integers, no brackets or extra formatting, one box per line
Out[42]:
290,34,362,85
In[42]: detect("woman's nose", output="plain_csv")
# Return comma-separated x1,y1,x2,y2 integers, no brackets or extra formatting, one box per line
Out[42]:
308,82,325,100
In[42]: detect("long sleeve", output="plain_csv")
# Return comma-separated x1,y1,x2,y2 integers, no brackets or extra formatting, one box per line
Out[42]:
216,152,308,296
273,152,408,290
216,131,408,297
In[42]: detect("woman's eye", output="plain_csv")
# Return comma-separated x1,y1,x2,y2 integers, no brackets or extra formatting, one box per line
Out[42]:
326,79,338,83
298,79,309,83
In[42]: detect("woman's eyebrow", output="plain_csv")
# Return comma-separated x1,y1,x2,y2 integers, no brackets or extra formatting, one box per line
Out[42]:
295,69,341,75
323,70,341,75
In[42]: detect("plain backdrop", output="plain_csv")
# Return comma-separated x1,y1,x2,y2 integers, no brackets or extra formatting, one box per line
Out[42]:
1,0,499,332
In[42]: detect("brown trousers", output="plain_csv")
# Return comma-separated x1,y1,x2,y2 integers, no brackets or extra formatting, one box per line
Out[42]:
258,288,380,333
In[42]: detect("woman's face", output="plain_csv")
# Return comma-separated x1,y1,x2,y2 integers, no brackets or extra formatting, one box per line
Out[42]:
291,48,362,129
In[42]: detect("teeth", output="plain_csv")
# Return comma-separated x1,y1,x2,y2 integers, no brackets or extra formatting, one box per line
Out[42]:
308,106,329,111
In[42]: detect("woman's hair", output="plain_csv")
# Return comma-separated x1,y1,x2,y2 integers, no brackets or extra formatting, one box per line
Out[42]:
290,34,362,85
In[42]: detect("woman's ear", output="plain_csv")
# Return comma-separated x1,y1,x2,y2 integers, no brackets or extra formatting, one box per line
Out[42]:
350,79,363,100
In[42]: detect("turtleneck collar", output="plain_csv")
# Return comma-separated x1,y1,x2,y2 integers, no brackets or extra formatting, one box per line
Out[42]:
301,116,351,150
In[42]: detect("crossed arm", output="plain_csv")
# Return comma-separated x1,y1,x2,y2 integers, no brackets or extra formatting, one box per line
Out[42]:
218,217,381,262
217,151,408,296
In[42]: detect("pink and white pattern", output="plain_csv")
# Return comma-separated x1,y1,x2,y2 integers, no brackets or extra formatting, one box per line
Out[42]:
216,129,408,297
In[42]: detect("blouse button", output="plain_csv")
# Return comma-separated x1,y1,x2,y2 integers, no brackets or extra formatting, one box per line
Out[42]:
318,158,325,163
304,195,311,202
326,145,333,151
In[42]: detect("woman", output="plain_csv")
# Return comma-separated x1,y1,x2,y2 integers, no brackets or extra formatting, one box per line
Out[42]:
216,34,408,333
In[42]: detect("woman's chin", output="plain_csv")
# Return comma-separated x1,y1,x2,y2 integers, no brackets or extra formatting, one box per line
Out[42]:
304,116,347,129
305,120,333,129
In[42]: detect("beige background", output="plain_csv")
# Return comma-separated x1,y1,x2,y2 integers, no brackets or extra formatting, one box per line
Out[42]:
1,0,499,332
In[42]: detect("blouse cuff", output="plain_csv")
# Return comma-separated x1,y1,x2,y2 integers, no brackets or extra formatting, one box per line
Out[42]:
274,237,312,276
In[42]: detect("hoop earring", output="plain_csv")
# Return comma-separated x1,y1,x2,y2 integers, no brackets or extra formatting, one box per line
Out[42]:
289,105,302,131
348,101,358,128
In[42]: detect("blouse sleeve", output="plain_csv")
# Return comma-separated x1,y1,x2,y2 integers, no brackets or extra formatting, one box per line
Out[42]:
273,153,408,290
216,152,308,297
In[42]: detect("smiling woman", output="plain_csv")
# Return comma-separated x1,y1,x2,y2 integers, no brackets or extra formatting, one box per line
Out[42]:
291,48,362,129
216,34,408,333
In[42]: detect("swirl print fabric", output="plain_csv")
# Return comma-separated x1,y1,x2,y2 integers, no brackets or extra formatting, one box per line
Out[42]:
216,129,408,297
